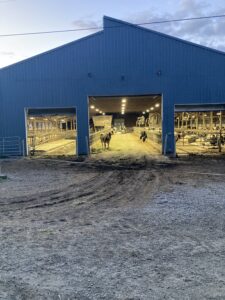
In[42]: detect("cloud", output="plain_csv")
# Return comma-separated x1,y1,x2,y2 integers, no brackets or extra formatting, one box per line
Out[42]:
178,0,208,17
72,17,100,34
125,0,225,52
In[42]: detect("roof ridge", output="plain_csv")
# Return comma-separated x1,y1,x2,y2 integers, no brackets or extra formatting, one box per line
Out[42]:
103,15,225,57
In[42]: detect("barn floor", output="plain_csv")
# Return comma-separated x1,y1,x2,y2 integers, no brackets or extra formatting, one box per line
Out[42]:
0,156,225,299
32,135,225,158
176,141,225,155
32,132,160,158
34,139,76,156
91,132,161,157
32,133,225,158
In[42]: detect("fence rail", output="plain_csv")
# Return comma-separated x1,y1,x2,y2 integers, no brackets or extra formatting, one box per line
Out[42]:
28,129,77,146
0,136,24,157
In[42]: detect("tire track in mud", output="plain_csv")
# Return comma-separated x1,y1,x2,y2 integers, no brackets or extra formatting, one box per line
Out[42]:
0,156,175,220
24,170,148,210
25,168,162,214
0,165,163,216
0,170,113,211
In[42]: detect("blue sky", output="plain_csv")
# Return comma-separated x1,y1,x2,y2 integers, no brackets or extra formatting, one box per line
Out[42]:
0,0,225,67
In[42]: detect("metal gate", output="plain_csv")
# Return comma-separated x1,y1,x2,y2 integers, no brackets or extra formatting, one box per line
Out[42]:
0,136,24,157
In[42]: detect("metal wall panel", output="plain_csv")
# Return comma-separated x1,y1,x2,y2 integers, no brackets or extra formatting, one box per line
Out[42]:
1,16,225,155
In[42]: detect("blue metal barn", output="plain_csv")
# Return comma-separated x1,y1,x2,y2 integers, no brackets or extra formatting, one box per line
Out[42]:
1,16,225,156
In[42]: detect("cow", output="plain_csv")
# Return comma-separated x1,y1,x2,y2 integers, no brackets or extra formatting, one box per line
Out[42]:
100,132,112,149
140,131,147,142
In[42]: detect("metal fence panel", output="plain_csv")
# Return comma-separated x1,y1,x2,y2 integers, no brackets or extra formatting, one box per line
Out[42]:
0,136,23,157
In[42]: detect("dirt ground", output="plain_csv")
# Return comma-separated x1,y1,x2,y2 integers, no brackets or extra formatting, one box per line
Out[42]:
0,154,225,300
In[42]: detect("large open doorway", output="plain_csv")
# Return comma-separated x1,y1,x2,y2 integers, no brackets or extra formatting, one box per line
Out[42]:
175,104,225,155
25,108,76,156
89,95,162,157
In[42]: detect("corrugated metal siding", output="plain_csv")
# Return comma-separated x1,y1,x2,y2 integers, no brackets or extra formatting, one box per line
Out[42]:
1,16,225,155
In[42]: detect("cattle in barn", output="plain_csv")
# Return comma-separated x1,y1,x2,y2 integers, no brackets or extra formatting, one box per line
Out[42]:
209,135,217,146
176,133,181,142
140,131,147,142
100,132,112,149
136,116,145,127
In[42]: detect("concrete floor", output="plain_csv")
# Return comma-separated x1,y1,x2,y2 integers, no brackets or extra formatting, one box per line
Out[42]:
31,132,161,158
176,141,225,155
34,139,76,156
31,134,225,158
91,132,161,158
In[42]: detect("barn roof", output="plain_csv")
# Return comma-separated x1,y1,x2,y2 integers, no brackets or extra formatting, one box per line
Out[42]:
1,15,225,72
103,16,225,57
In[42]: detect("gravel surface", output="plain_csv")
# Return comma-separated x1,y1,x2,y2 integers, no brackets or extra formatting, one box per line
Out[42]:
0,156,225,299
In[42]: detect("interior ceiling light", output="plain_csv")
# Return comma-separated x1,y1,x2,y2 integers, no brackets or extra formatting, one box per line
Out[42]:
142,112,145,114
29,117,35,120
122,103,126,107
90,105,95,109
95,109,99,112
151,107,154,110
122,98,127,103
121,112,125,115
155,103,160,107
99,110,102,113
146,109,150,112
102,113,105,115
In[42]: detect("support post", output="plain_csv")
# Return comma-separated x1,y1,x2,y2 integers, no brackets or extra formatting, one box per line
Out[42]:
77,102,89,156
162,98,175,156
195,112,198,129
181,112,184,129
210,112,213,131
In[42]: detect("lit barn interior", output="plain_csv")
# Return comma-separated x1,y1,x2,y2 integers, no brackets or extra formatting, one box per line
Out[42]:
89,95,162,156
26,108,76,156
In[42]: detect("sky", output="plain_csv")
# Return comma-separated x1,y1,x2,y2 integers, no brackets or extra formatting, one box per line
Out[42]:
0,0,225,68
